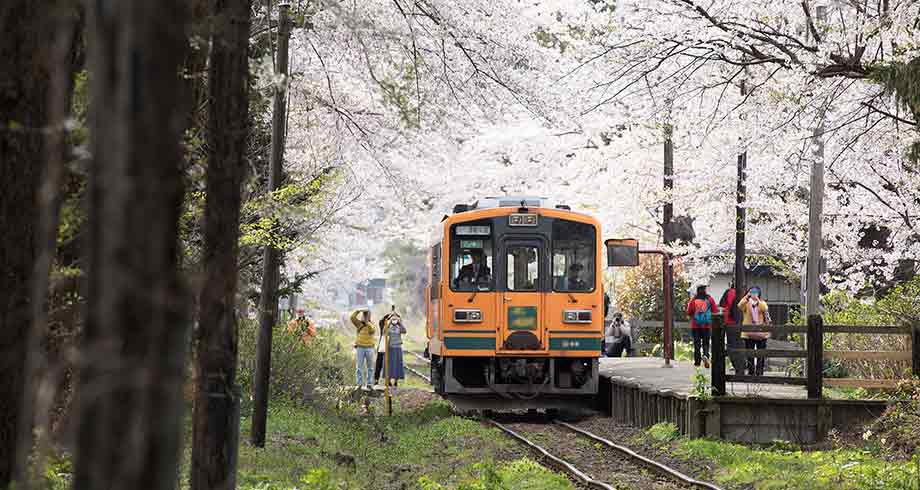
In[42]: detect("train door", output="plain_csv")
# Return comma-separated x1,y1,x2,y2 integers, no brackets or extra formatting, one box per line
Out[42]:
498,238,547,353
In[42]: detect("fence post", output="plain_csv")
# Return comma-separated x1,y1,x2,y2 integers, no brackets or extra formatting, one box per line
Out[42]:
712,315,726,396
912,323,920,377
807,315,823,399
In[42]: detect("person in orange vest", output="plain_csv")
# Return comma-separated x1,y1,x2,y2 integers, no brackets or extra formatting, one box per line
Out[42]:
287,308,317,346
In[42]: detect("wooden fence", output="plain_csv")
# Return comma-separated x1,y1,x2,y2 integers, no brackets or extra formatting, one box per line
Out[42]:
711,315,920,398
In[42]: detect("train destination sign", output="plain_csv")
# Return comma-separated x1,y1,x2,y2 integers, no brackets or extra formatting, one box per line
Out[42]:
508,213,538,226
456,225,491,236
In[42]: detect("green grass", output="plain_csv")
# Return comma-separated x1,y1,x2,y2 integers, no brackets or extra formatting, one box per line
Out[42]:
225,399,574,490
647,427,920,490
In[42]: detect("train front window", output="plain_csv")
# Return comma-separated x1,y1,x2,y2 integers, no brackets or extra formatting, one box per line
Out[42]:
450,223,493,292
552,220,596,292
507,246,539,292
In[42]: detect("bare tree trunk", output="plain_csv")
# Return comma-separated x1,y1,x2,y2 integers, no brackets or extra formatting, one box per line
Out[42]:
15,5,80,484
72,2,190,489
191,1,252,489
252,3,292,447
0,2,55,486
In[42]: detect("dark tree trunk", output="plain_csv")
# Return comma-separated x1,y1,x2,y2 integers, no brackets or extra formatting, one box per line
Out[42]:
0,2,53,486
72,2,190,490
191,1,252,489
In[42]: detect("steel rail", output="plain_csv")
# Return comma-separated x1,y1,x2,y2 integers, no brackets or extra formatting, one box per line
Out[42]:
406,350,430,364
554,421,724,490
404,364,431,383
487,419,617,490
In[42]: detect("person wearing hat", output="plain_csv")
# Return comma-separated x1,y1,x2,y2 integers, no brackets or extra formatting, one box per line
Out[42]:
686,285,719,368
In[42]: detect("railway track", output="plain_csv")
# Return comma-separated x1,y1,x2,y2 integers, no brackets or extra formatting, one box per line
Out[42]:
404,350,431,383
488,415,722,490
409,349,719,489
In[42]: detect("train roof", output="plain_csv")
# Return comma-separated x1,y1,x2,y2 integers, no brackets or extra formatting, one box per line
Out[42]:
452,196,572,214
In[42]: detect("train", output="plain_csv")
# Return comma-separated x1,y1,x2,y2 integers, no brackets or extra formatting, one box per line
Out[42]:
424,196,637,410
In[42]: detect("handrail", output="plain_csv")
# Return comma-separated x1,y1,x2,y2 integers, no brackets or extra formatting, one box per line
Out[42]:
711,315,920,399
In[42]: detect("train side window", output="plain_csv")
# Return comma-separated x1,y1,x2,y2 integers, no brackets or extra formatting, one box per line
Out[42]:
507,246,539,292
552,220,596,292
430,243,441,300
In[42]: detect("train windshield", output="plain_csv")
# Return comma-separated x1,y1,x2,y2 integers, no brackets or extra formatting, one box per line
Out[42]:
450,222,494,292
552,220,596,292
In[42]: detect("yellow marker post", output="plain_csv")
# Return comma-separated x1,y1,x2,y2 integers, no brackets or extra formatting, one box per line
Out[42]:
384,316,392,416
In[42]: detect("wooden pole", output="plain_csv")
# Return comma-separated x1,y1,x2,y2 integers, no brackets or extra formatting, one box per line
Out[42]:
807,315,824,399
711,315,726,396
912,324,920,377
805,6,827,318
384,319,392,416
730,79,748,375
251,2,292,448
663,123,675,366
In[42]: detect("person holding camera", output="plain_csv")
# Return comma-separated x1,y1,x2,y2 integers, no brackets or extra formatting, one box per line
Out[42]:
350,309,377,391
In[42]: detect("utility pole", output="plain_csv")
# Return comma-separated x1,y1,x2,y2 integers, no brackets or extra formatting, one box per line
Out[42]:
728,79,748,374
252,2,291,448
805,5,827,317
662,120,675,366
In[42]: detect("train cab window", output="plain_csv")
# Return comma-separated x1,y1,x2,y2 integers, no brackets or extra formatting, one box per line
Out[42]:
552,220,596,292
507,246,539,291
450,223,493,291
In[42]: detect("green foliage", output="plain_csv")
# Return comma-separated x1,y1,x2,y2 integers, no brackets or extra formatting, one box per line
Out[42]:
868,378,920,459
379,63,420,128
674,437,918,489
237,319,353,414
615,256,690,344
219,399,522,490
424,459,574,490
789,276,920,381
381,239,428,321
647,422,681,442
691,369,712,401
869,58,920,162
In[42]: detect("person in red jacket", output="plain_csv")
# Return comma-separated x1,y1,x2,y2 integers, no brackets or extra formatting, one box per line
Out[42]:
719,283,745,374
686,285,719,368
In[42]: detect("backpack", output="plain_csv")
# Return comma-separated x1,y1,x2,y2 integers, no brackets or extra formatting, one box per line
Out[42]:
692,298,712,326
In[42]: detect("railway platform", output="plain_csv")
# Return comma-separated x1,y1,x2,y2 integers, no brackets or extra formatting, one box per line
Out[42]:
598,357,889,444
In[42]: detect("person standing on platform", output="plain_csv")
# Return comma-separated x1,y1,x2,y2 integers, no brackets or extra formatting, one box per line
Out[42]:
719,283,745,374
350,309,377,390
686,285,719,368
739,286,771,376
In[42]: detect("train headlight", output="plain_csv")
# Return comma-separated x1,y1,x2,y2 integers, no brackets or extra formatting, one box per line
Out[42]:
563,310,592,323
454,309,482,323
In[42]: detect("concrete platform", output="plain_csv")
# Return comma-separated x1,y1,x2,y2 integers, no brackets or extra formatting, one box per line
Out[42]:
598,357,889,444
600,357,808,399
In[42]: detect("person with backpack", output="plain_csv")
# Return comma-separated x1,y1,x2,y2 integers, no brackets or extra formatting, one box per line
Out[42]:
738,286,771,376
686,285,719,368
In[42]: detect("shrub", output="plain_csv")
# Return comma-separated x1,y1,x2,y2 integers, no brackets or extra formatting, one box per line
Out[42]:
647,422,680,442
868,378,920,458
615,256,691,345
238,319,353,413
